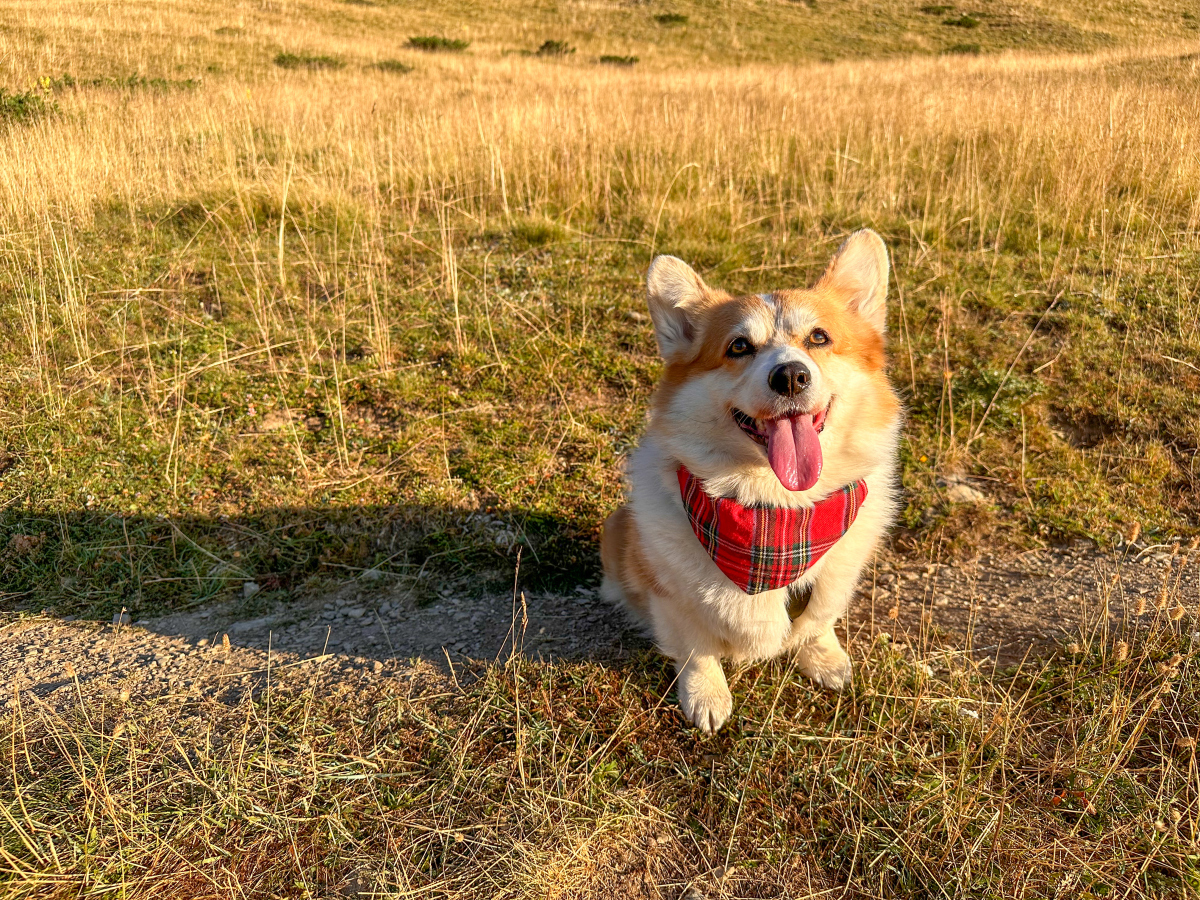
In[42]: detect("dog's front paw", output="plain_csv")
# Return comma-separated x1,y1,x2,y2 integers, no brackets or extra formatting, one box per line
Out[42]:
795,629,852,691
676,657,732,733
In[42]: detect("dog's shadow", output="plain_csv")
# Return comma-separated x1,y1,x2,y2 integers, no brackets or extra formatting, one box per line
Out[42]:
1,503,651,675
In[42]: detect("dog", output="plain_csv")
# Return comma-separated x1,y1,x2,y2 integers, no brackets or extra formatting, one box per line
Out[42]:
601,230,902,732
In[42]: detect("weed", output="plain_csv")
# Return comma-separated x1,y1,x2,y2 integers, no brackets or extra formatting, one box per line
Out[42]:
599,55,639,66
945,42,982,54
536,40,575,57
274,52,345,70
920,4,954,13
944,13,981,27
655,13,688,26
369,59,413,73
407,35,470,52
0,90,50,125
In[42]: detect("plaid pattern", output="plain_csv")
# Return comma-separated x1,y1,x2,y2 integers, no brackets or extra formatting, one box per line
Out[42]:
677,466,868,595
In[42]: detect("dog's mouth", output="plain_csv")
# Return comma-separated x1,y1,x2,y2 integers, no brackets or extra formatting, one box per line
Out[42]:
732,402,831,492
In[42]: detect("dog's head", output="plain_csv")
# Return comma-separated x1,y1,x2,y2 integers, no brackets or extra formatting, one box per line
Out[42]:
644,229,901,499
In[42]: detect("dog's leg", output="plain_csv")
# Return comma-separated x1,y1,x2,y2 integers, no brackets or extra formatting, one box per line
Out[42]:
645,597,733,732
786,495,892,690
786,559,864,691
674,651,732,734
792,625,852,690
600,505,653,624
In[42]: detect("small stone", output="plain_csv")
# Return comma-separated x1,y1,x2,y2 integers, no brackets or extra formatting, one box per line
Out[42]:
345,607,366,619
372,661,383,674
112,611,131,626
945,481,987,504
242,582,261,599
360,568,384,583
230,614,282,634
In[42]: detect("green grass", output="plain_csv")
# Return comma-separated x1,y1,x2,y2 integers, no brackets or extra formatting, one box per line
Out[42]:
535,40,575,57
2,178,1195,618
274,52,345,70
944,13,981,28
0,89,51,125
407,35,470,52
47,73,201,91
368,59,413,73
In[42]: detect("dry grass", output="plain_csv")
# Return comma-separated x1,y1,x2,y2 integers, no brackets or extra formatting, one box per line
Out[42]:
4,44,1200,230
3,572,1199,898
1,1,1200,895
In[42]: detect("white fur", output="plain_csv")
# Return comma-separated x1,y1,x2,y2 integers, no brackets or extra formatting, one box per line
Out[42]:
603,230,901,733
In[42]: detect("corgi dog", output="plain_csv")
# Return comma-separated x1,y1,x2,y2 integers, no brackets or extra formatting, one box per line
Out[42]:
601,230,901,732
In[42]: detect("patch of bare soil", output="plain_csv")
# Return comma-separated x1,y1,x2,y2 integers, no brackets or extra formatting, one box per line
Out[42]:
2,543,1195,712
856,541,1197,664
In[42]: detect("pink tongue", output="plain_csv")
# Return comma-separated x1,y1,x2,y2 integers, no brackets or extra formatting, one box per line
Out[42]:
763,415,823,491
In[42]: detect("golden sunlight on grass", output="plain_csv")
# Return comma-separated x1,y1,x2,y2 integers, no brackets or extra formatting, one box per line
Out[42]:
3,46,1199,233
1,3,1199,894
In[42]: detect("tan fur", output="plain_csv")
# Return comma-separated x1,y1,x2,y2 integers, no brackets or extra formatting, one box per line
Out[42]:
601,230,903,732
600,506,653,621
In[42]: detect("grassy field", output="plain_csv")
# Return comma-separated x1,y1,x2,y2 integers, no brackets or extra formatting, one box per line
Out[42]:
1,1,1198,614
1,0,1200,895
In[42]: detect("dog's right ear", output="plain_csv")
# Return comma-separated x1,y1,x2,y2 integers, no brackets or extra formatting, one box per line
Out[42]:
646,255,709,361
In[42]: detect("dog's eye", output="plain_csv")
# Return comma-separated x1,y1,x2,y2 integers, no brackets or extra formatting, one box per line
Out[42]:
808,328,831,347
727,337,755,358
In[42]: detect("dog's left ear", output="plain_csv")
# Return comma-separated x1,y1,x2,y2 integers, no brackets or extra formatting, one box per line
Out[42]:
816,229,889,333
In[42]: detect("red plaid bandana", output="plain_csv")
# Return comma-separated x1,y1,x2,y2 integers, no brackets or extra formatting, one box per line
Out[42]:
677,466,868,595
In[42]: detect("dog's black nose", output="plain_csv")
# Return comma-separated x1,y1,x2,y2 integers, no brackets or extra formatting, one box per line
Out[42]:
768,362,810,397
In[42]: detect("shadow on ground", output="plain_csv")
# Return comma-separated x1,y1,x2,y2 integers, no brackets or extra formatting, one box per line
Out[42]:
2,503,1192,695
0,501,653,671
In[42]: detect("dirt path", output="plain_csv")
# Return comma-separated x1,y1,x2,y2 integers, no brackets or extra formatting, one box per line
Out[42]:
3,542,1196,713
